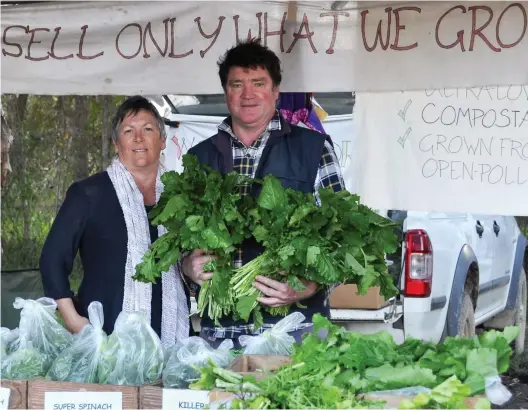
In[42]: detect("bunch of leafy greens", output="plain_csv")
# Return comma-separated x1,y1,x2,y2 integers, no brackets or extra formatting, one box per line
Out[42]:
232,176,400,324
398,375,491,409
133,154,254,324
190,359,386,409
194,314,517,408
135,155,400,327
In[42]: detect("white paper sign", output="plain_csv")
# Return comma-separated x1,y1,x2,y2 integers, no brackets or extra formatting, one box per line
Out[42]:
0,387,10,410
162,388,210,410
44,391,122,410
354,85,528,215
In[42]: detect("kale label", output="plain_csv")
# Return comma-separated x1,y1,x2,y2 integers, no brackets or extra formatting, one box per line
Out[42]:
162,389,210,410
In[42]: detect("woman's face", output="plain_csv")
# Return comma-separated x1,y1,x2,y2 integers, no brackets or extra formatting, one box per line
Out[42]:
114,110,166,172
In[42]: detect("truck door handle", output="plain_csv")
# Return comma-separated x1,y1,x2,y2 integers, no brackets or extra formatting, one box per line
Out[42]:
493,220,500,236
476,221,484,238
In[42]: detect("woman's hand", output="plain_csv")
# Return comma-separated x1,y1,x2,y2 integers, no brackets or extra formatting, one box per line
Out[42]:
253,275,319,307
182,249,216,285
56,298,89,333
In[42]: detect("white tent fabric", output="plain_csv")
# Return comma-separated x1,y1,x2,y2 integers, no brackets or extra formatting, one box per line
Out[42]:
2,1,528,94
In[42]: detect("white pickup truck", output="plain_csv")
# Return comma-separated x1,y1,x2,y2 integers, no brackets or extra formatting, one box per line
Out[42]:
331,211,527,354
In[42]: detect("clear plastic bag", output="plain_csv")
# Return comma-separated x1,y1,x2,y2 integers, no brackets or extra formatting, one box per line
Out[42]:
0,327,19,357
238,312,306,356
7,297,72,371
0,337,47,380
162,337,234,388
47,301,106,383
98,311,164,386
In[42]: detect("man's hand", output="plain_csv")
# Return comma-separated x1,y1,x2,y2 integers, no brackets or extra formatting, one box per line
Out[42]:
182,249,216,286
253,275,319,307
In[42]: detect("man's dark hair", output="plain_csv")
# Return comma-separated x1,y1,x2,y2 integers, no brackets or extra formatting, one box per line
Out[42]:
217,38,282,90
111,95,166,143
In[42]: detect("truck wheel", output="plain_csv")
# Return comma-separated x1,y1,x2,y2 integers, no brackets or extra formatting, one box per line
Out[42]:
457,290,475,337
514,269,527,355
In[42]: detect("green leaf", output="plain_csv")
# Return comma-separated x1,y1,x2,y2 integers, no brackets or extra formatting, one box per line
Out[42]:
257,176,287,211
185,215,204,232
151,194,189,224
287,276,306,292
289,204,315,226
306,246,320,267
345,253,366,275
133,250,159,284
278,245,295,260
252,225,269,243
236,294,259,322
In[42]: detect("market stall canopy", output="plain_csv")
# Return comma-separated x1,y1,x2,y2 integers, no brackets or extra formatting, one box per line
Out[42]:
1,1,527,95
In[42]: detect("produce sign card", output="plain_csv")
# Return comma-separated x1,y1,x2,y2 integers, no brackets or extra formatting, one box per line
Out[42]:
162,388,210,409
44,391,122,410
0,387,10,410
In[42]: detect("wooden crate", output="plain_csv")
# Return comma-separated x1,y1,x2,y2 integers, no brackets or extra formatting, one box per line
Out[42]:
0,380,28,409
27,378,139,409
228,355,291,379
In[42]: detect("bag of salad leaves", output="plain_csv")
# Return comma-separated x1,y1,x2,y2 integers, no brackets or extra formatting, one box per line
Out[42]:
4,297,72,375
98,311,164,385
162,336,234,388
47,301,107,383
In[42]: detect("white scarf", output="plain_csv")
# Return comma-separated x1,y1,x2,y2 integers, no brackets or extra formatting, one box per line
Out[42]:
106,158,189,347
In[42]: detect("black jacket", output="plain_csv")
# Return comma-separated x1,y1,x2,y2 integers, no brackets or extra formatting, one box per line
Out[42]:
39,171,190,336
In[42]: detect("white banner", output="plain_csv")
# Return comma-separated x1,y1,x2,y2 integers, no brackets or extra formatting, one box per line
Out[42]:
354,85,528,216
2,1,528,95
161,112,355,185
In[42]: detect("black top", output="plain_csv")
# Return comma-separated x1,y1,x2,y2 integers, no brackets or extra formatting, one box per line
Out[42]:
39,171,164,336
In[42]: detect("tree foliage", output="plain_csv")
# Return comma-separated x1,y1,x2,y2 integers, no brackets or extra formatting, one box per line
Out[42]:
1,94,126,290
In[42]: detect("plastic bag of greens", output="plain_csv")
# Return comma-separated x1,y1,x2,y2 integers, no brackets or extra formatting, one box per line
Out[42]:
0,337,47,380
238,312,306,356
162,337,234,388
47,301,106,383
0,327,19,357
98,311,164,386
8,297,72,371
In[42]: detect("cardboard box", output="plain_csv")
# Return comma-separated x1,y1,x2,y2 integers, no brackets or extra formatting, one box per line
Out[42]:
27,378,139,409
1,380,27,409
329,284,389,309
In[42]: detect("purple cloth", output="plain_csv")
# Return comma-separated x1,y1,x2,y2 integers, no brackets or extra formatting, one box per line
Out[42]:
278,93,326,134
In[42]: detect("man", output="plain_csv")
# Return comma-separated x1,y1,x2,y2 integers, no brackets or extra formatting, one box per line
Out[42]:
182,39,345,347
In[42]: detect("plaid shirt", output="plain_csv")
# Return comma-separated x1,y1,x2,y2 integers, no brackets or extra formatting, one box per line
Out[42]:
203,113,346,339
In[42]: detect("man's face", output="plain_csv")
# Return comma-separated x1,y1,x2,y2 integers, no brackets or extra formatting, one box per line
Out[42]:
113,109,166,172
225,66,279,130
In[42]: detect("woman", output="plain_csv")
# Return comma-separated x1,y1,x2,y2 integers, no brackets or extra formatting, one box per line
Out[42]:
39,96,189,347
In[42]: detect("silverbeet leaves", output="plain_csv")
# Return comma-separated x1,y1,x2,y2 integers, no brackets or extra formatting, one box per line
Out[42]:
133,154,254,321
134,153,400,326
233,175,400,323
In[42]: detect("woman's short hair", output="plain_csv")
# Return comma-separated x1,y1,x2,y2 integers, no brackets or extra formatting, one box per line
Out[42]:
217,38,282,90
111,96,166,143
